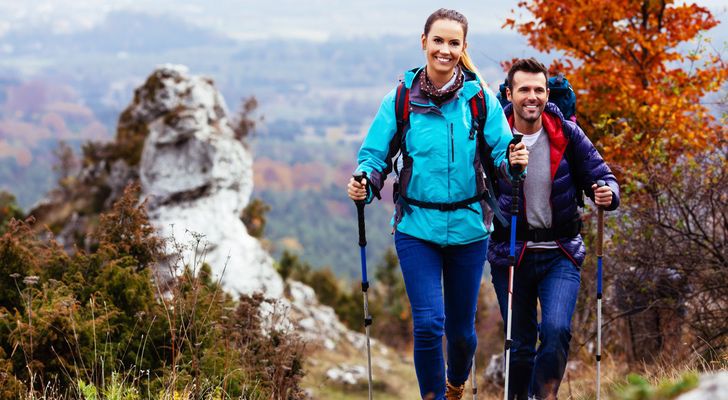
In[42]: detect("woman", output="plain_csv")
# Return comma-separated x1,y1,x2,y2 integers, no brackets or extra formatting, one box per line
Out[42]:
347,9,528,400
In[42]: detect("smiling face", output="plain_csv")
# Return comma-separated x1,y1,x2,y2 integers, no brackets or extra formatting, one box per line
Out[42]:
421,18,467,87
507,70,549,133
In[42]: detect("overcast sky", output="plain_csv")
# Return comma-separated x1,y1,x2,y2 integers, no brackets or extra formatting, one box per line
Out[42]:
1,0,725,41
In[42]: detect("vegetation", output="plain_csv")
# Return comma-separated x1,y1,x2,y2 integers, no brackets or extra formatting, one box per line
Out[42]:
241,198,271,240
261,183,395,280
508,0,727,367
233,96,262,145
0,1,726,398
0,184,306,399
505,0,726,175
0,192,23,235
615,372,699,400
276,247,412,351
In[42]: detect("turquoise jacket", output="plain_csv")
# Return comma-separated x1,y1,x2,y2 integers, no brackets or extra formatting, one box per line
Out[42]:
356,67,515,246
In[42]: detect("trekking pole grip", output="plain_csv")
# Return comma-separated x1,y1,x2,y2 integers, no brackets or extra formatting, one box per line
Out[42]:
510,133,524,215
596,180,606,256
353,172,367,247
509,133,524,175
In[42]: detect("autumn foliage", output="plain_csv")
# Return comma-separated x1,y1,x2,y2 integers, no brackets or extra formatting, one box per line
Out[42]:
505,0,728,367
505,0,727,178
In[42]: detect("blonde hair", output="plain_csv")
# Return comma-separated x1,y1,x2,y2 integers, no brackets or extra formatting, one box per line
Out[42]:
459,50,487,88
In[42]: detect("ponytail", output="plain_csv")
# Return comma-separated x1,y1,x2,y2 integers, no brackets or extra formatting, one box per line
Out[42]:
459,50,487,89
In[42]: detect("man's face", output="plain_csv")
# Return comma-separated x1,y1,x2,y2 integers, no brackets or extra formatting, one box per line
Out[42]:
507,70,549,125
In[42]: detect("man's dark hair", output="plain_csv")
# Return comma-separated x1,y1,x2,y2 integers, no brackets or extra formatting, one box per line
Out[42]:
507,58,549,89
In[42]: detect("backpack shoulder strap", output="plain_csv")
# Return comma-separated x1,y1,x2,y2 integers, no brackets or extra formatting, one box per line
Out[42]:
395,82,409,138
469,89,487,138
564,122,585,208
471,89,509,227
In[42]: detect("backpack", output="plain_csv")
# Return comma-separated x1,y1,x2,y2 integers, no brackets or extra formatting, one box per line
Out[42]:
495,73,585,207
546,73,576,122
495,73,576,121
392,77,509,226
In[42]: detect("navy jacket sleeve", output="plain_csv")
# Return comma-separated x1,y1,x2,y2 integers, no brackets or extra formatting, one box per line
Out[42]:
567,121,620,211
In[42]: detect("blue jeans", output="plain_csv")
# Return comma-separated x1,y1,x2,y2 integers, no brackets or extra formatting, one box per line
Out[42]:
491,249,581,400
394,231,487,400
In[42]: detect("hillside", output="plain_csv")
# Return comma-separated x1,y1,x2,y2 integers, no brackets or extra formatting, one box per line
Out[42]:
0,11,545,277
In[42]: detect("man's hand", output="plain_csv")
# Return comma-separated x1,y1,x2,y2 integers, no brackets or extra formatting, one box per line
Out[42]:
592,183,613,207
509,142,529,170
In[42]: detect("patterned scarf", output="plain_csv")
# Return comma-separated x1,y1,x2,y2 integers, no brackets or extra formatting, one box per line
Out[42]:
419,66,464,105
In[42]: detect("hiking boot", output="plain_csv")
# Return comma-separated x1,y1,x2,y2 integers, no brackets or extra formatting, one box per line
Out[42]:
445,381,465,400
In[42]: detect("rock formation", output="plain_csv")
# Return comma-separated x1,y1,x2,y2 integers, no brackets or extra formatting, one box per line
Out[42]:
131,64,282,296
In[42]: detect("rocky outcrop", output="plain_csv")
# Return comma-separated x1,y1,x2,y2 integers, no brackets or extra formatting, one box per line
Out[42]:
29,65,373,354
29,65,283,297
131,65,283,297
285,280,387,352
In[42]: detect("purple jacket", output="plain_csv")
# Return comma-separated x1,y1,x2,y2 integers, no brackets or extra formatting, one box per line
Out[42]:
488,103,620,268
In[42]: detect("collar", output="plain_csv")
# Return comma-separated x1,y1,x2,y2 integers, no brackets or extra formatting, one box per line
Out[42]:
404,66,483,104
506,103,568,180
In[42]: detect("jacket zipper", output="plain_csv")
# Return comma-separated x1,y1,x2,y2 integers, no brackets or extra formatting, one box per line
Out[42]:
450,123,454,162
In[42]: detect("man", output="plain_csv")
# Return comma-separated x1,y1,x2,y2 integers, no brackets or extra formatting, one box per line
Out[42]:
488,58,619,399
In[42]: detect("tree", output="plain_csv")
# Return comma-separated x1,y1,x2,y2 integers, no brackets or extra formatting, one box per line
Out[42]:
0,192,24,235
52,141,79,196
241,198,271,239
96,183,164,270
233,96,262,145
506,0,727,180
507,0,728,364
611,149,727,362
371,247,412,349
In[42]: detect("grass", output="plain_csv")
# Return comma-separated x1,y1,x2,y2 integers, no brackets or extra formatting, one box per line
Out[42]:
301,338,420,399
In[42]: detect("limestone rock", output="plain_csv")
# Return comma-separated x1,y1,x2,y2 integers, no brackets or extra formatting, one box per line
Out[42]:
132,65,282,296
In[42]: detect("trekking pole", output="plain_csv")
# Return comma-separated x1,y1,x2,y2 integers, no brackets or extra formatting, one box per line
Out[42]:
503,133,523,400
471,354,478,399
596,179,606,400
353,171,374,400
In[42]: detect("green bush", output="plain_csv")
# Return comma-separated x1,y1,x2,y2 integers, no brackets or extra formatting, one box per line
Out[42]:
0,184,307,399
615,372,699,400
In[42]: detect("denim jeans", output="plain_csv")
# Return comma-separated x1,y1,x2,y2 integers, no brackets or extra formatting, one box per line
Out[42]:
394,231,488,400
490,249,581,400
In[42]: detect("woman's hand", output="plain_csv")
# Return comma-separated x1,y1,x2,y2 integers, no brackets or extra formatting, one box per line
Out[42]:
509,142,529,170
347,177,368,201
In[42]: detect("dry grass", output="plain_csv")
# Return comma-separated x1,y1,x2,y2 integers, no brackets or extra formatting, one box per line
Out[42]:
302,337,420,399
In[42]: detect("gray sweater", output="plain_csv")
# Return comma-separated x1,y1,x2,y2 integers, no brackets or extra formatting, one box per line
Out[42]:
517,128,559,249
